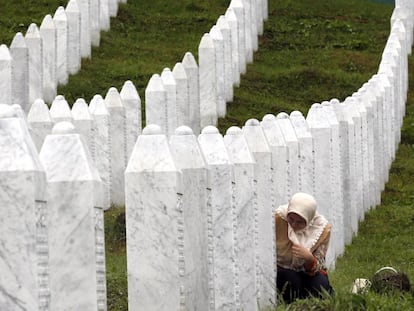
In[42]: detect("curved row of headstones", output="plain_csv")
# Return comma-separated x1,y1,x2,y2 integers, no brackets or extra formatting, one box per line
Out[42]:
124,2,414,311
0,0,126,110
0,1,413,311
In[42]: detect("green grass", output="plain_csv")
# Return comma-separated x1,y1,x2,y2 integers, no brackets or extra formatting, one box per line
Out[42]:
2,0,414,309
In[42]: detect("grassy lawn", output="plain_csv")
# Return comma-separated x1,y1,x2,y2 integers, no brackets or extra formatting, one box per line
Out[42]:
1,0,414,309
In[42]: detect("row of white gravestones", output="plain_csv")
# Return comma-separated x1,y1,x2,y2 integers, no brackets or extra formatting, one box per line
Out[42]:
126,65,407,308
26,80,141,207
0,104,107,310
145,0,268,135
0,0,127,111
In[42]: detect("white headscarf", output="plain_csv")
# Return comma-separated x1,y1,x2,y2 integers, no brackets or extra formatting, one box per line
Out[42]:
277,192,328,251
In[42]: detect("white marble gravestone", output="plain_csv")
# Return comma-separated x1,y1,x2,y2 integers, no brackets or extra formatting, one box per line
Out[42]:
289,111,314,195
242,119,276,308
331,99,356,245
72,98,94,155
356,86,377,211
53,7,68,85
125,124,183,311
50,95,73,123
169,126,209,311
217,15,234,103
109,0,119,17
223,126,258,311
90,0,101,46
198,34,217,128
145,73,168,134
0,104,48,311
99,0,111,31
349,93,370,220
105,87,126,206
229,0,246,75
241,0,253,63
225,8,240,87
0,44,12,105
39,121,104,311
40,14,57,103
249,0,259,52
27,98,53,152
90,95,111,209
25,23,43,105
161,67,177,136
66,0,81,75
182,52,200,134
261,114,289,207
306,104,335,268
10,32,29,112
198,126,238,310
120,80,142,161
173,62,190,128
321,102,345,258
78,0,92,58
210,25,226,118
275,112,300,200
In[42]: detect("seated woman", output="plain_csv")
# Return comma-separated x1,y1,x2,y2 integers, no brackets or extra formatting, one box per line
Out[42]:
275,192,333,303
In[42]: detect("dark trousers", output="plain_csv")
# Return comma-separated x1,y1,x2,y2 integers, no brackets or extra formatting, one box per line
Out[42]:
277,267,333,304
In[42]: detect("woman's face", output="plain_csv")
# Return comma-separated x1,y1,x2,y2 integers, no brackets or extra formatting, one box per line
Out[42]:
287,212,307,231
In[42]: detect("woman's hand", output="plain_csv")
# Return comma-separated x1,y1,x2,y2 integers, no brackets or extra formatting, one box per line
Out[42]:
291,243,314,262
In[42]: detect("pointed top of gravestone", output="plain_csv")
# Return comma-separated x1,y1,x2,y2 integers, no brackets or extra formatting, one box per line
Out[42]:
174,125,193,135
210,25,223,40
105,87,123,108
261,115,286,147
275,113,298,143
229,0,244,9
172,62,187,80
0,104,46,198
276,112,290,119
0,104,17,118
182,52,198,68
54,6,67,20
225,7,238,22
161,68,176,86
126,124,176,173
142,124,162,135
199,33,215,49
262,114,276,122
147,74,165,92
198,126,231,166
225,126,242,135
0,44,12,60
201,125,219,134
90,94,108,116
66,0,80,12
40,14,55,29
330,98,340,105
52,121,76,134
40,122,99,183
120,80,140,100
307,103,331,128
169,126,205,169
72,98,92,121
25,23,40,38
242,119,270,153
10,32,27,49
27,99,52,123
244,118,260,126
50,95,72,121
89,94,103,113
224,126,255,165
290,111,312,138
217,15,230,30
